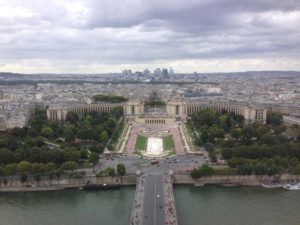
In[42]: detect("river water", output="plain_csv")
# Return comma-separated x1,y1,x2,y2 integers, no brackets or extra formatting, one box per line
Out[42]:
0,186,300,225
175,185,300,225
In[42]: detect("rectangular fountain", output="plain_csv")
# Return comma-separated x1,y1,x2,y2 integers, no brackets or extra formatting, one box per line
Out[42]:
146,137,164,155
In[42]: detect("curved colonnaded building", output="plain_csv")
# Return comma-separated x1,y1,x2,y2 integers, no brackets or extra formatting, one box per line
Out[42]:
46,99,281,124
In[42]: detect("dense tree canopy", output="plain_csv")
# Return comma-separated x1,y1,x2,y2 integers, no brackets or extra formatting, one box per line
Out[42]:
266,112,283,125
0,107,124,177
93,94,128,103
187,109,300,176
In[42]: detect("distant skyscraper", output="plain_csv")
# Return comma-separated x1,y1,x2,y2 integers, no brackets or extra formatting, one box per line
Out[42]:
143,69,150,76
169,67,174,77
154,68,162,78
122,69,132,76
162,68,169,79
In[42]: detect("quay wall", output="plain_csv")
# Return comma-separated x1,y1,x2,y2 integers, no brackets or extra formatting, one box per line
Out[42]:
0,175,137,192
1,173,300,192
173,174,300,186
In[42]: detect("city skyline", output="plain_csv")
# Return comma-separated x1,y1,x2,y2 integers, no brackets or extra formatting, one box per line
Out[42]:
0,0,300,73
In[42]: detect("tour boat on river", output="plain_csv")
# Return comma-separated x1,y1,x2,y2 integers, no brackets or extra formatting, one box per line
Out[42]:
283,183,300,190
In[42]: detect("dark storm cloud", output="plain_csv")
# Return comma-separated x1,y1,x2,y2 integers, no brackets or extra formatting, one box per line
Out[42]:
0,0,299,72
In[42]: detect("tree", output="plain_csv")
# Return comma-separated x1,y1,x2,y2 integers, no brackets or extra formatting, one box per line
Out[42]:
274,125,287,135
195,110,218,127
17,161,31,173
80,149,88,159
267,112,282,125
89,144,105,154
66,112,79,124
117,164,126,176
89,152,99,166
190,165,215,179
41,127,53,138
198,164,214,176
28,127,39,137
107,117,118,130
219,114,228,127
230,128,242,139
48,170,55,184
236,164,253,175
107,167,116,176
6,137,18,150
254,163,267,175
63,126,75,142
60,161,78,171
31,163,45,174
255,125,268,139
242,126,255,139
292,163,300,174
190,168,201,179
200,127,209,143
63,147,80,162
3,164,17,177
78,128,97,140
55,169,62,184
100,131,109,142
209,151,217,162
45,162,55,173
0,148,15,164
35,137,45,147
10,127,27,138
31,109,48,131
260,134,276,145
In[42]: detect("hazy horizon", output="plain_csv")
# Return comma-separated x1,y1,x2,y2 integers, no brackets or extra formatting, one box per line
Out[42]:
1,70,300,76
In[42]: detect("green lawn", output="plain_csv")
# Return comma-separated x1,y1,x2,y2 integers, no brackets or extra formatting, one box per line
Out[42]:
164,135,175,150
135,135,147,151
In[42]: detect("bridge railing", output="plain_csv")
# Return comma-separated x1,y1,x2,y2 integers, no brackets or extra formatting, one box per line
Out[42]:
164,174,179,225
129,175,145,225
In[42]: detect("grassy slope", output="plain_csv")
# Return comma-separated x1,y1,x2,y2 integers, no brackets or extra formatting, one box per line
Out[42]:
135,135,147,150
164,135,175,150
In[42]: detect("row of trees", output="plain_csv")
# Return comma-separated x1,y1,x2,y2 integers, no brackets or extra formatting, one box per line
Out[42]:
0,160,81,184
227,156,300,176
191,158,300,179
93,94,128,103
190,165,235,179
222,143,300,161
1,162,127,185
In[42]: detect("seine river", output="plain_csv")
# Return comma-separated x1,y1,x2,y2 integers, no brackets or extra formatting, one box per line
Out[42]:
1,186,300,225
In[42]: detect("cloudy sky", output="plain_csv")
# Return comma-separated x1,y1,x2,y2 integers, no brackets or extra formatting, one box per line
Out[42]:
0,0,300,73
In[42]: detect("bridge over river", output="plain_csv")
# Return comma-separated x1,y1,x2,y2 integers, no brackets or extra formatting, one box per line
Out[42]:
130,171,178,225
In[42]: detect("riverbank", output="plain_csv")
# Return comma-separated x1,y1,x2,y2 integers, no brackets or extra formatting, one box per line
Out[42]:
1,173,299,192
173,174,300,187
0,175,137,192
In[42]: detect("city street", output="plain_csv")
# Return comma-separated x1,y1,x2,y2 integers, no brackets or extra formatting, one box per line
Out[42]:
98,154,208,175
142,173,165,225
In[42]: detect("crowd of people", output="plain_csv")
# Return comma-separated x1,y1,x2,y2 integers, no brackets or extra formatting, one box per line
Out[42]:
130,174,145,225
164,174,178,225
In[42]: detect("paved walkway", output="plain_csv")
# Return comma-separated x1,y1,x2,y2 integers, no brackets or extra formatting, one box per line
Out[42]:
126,127,144,155
130,174,146,225
170,127,185,155
163,174,179,225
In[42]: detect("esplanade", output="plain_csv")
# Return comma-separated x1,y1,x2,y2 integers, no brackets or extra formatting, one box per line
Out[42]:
47,98,268,123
